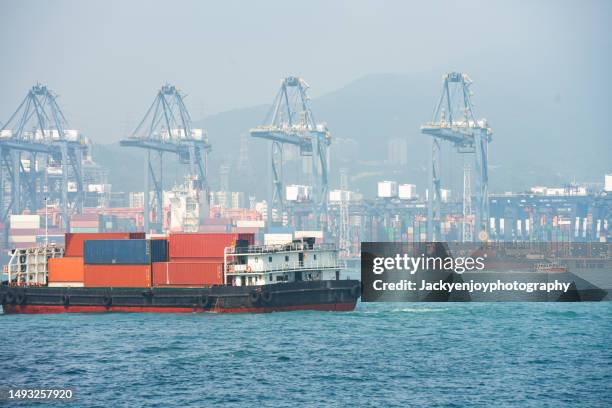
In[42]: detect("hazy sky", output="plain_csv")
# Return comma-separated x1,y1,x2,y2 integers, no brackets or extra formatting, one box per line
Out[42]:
1,0,610,144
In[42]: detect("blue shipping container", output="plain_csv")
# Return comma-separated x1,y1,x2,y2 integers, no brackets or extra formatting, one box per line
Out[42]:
84,239,168,265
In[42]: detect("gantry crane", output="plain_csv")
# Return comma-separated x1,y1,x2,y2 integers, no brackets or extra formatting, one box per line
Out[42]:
421,72,492,241
250,76,331,224
0,84,86,232
120,84,211,233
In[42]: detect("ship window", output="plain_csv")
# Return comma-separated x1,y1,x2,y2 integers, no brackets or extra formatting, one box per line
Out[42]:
285,255,289,262
313,254,317,260
268,256,272,262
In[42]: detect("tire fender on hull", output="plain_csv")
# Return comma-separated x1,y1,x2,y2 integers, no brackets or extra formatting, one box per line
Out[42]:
249,291,261,305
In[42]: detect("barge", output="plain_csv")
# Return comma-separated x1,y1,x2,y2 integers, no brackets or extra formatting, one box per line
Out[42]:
0,235,360,314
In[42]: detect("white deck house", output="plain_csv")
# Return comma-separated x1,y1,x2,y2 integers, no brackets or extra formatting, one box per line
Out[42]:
223,240,345,286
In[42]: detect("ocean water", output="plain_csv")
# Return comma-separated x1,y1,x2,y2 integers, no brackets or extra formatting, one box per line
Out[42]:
1,303,611,407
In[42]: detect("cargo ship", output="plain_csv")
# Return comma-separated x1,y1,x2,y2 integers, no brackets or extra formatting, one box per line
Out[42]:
0,232,360,314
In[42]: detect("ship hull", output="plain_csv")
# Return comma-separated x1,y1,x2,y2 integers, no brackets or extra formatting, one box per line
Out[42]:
0,280,360,314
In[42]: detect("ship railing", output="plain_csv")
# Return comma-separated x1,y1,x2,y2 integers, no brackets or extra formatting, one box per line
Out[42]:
225,260,347,275
226,242,337,255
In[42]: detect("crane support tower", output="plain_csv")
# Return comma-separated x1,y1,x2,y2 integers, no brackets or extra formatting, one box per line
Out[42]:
120,84,211,233
421,72,492,241
0,84,87,232
250,77,331,226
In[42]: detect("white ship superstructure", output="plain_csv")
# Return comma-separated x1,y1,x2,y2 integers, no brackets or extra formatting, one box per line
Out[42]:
223,240,345,286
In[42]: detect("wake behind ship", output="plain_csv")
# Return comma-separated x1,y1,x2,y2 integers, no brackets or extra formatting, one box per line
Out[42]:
0,232,360,314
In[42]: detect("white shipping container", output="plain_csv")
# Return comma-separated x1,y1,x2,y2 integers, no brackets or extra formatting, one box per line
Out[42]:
0,129,12,138
10,214,40,229
294,230,324,239
605,174,612,192
9,235,37,243
191,129,203,140
398,184,416,200
264,233,293,245
87,184,105,193
545,188,565,196
377,181,397,198
530,186,547,195
236,220,265,228
64,129,79,141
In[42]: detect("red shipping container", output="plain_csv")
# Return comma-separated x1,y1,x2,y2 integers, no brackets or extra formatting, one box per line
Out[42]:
152,261,223,287
84,264,151,287
65,232,146,257
169,233,240,259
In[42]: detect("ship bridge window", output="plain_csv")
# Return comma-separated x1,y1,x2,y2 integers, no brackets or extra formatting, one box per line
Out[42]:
313,254,317,260
268,256,272,262
285,255,289,262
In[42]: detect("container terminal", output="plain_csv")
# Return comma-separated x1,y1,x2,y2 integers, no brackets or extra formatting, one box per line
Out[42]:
0,75,610,303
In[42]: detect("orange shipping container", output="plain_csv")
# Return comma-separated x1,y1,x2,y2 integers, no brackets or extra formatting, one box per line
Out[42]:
152,262,223,287
65,232,146,257
84,264,151,288
48,257,84,283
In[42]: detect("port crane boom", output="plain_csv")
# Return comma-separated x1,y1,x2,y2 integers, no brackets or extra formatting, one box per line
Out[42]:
0,84,86,231
421,72,492,241
250,77,331,224
120,84,211,233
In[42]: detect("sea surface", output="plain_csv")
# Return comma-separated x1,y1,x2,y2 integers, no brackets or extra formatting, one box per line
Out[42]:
1,302,611,407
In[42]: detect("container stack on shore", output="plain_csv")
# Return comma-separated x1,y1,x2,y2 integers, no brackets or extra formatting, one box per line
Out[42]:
70,214,101,233
9,215,40,249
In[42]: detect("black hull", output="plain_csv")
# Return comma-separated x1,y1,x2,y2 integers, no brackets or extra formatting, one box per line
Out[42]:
0,280,361,314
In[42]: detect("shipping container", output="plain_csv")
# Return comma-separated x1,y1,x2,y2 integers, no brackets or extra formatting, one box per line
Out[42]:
10,214,40,229
152,261,223,287
84,264,151,287
71,221,100,228
8,228,38,236
199,225,230,233
48,257,84,283
9,235,37,243
169,233,240,259
202,217,232,225
65,232,146,257
70,227,99,233
236,220,265,228
264,233,293,245
84,239,167,264
71,214,100,221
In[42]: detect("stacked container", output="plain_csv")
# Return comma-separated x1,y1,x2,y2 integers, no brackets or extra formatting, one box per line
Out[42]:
151,232,253,287
47,232,147,287
70,214,101,233
9,215,40,249
83,239,167,287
